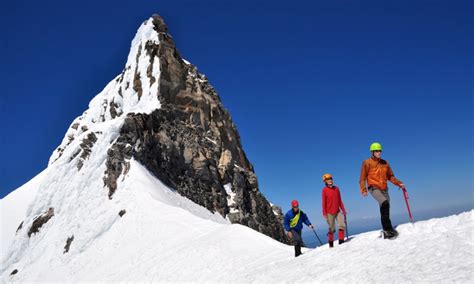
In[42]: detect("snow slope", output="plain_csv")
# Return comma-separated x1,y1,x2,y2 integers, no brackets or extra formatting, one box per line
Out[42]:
249,211,474,283
2,158,473,281
0,170,45,254
0,159,287,281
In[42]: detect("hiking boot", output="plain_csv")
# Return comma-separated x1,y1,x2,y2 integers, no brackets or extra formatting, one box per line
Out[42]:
327,231,334,247
383,230,398,239
338,229,345,243
295,245,302,257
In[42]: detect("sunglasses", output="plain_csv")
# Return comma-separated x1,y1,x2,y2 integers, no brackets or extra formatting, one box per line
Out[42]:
373,150,382,153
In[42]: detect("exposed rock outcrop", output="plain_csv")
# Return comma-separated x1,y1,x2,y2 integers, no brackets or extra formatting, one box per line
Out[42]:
28,208,54,237
77,132,98,170
16,221,23,233
64,235,74,254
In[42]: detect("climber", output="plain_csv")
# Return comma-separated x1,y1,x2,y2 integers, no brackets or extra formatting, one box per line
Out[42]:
322,173,347,247
284,200,314,257
359,142,406,239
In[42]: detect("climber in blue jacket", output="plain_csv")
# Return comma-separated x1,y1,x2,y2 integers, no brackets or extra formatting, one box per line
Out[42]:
284,200,314,257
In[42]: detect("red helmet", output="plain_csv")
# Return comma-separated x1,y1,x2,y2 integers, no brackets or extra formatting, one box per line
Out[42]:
291,200,299,207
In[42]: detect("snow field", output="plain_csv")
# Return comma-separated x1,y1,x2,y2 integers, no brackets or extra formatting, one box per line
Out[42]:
2,157,472,282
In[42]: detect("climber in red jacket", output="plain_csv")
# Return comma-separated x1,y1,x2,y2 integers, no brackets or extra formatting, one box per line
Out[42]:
322,173,347,247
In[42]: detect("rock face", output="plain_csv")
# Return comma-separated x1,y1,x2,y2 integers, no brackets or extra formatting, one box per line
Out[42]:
63,235,74,254
50,14,287,243
108,15,286,243
27,208,54,237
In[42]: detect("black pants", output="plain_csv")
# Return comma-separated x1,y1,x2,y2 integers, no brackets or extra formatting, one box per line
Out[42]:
380,200,394,231
290,229,304,257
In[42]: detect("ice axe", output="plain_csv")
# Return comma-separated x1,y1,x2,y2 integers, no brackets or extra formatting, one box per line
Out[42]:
400,187,414,223
311,228,323,246
344,214,349,240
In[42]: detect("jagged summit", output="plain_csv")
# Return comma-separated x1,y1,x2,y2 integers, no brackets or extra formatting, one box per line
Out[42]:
48,15,165,166
150,14,168,33
49,14,285,241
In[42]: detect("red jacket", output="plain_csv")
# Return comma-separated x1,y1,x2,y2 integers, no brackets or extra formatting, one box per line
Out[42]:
322,186,346,217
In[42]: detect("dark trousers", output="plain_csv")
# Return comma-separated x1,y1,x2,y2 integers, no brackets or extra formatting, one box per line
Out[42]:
290,229,304,257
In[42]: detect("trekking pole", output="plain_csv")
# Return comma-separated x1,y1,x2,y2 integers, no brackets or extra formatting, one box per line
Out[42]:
401,187,414,223
344,214,349,240
311,228,323,246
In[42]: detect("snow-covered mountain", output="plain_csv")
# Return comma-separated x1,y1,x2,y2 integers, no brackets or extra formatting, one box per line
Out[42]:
1,13,288,280
45,14,286,243
3,12,285,254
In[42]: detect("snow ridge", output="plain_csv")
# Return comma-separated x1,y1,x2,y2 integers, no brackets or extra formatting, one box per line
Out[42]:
48,18,161,166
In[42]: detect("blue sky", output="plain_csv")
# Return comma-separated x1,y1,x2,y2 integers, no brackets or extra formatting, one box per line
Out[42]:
1,0,472,226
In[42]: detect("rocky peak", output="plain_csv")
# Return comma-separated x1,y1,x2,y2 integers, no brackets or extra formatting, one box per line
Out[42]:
49,14,288,243
151,14,168,33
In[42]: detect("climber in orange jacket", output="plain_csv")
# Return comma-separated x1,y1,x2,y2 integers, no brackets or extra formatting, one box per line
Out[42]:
360,142,405,239
322,173,347,247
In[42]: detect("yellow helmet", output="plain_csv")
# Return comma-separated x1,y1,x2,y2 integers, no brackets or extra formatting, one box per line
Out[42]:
322,173,333,182
370,142,383,151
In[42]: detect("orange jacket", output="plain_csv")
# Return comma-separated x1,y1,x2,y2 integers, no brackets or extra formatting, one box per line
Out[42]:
359,157,402,194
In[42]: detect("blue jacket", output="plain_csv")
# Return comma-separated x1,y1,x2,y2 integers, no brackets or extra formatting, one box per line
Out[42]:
284,209,312,232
